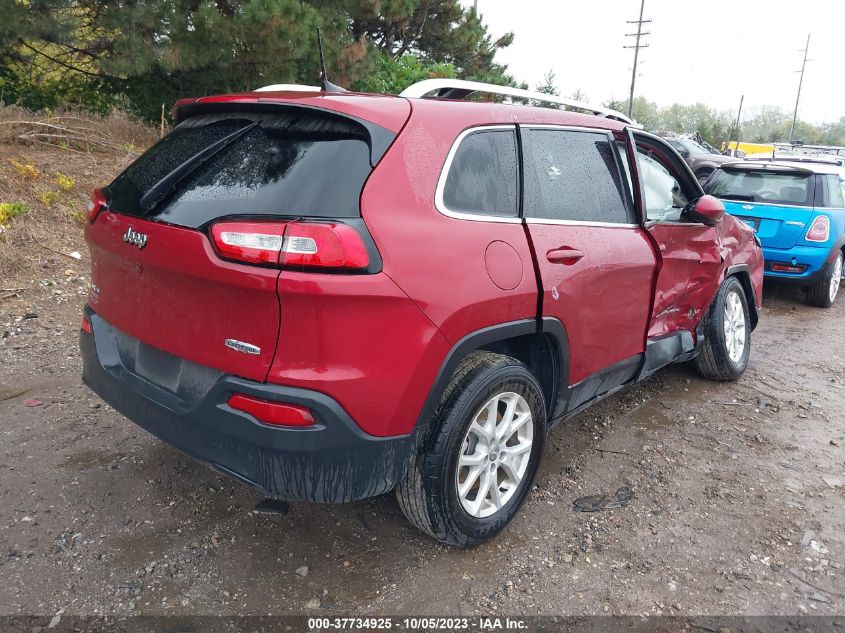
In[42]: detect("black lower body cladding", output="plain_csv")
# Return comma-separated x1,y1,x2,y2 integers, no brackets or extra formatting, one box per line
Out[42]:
80,309,415,503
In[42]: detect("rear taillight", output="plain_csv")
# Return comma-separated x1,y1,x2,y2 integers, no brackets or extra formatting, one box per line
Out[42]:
280,223,369,270
227,393,315,427
806,215,830,242
81,315,92,334
87,188,107,224
210,221,369,271
210,222,286,266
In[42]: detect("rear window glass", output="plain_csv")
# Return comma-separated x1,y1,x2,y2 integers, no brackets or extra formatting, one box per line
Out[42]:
107,111,376,228
522,129,631,224
442,129,519,217
705,168,813,206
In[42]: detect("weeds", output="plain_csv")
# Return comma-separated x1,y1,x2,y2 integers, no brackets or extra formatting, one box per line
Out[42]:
9,159,39,181
39,190,60,206
0,202,28,224
55,172,75,191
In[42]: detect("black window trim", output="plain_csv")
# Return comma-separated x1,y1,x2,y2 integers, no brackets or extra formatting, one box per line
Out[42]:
520,124,639,229
434,124,523,224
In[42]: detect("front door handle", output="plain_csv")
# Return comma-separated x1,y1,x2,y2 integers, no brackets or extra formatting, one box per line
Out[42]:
546,247,584,265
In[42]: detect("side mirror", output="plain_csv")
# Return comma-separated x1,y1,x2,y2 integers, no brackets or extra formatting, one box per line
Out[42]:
685,194,725,226
677,148,690,158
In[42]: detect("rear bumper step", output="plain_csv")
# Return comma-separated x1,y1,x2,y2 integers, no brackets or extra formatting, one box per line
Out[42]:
80,308,414,502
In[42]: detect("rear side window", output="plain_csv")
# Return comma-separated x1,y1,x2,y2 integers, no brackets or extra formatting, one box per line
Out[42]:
107,111,378,228
522,129,631,224
705,168,813,206
441,129,518,217
817,173,845,208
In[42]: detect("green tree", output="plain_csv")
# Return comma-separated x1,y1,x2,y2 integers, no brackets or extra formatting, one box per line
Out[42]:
535,69,558,96
1,0,516,119
605,96,660,131
322,0,515,84
351,53,455,94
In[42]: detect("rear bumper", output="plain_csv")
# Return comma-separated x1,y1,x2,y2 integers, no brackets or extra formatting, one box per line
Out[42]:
761,244,832,285
80,309,415,502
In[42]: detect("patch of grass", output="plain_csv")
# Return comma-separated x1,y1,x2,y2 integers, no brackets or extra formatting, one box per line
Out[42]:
55,172,75,191
0,202,29,224
9,159,39,182
39,190,60,206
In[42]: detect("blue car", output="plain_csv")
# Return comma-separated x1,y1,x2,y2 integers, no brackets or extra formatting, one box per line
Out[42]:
705,161,844,307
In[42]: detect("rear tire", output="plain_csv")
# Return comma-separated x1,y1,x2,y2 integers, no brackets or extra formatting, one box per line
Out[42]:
806,251,842,308
695,277,751,381
396,351,546,547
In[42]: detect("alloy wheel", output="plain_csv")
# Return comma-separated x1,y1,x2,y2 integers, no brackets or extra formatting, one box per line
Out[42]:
830,253,842,303
456,392,534,519
723,290,747,363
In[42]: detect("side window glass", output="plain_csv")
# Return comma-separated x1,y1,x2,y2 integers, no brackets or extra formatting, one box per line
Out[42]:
822,174,845,208
637,149,690,222
523,129,631,223
442,129,518,217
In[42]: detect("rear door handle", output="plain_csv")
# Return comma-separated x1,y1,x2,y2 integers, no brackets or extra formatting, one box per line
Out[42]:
546,247,584,264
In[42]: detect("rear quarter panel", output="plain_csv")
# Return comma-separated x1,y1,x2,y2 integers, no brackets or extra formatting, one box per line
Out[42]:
360,100,542,344
718,213,764,308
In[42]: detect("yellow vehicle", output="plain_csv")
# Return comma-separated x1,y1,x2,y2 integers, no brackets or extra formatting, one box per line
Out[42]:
721,141,776,157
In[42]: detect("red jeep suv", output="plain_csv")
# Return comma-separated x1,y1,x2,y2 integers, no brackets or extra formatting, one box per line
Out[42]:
80,80,763,546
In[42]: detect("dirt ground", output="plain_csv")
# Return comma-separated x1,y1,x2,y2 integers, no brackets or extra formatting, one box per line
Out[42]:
0,123,843,622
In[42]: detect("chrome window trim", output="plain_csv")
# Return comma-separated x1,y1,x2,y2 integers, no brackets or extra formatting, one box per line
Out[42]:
434,125,522,224
526,218,638,229
521,124,615,135
644,220,707,228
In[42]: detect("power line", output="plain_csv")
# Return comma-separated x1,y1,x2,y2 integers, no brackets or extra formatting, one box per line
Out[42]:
789,33,811,143
624,0,651,118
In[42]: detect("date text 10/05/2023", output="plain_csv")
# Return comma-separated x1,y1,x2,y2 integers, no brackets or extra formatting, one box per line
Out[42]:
307,617,528,630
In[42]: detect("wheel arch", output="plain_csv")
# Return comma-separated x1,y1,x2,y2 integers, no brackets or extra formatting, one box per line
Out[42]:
414,319,570,434
725,264,759,331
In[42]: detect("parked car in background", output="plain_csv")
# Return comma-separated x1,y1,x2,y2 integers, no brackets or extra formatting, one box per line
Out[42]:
666,137,738,184
705,161,845,307
80,79,763,547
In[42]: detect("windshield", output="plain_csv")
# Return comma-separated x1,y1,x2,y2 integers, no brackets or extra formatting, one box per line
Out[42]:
674,138,711,154
705,168,814,206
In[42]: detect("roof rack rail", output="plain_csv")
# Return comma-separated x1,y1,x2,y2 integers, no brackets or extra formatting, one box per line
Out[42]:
254,83,321,93
399,79,636,126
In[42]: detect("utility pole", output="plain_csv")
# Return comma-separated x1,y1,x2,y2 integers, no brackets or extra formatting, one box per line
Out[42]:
789,34,811,143
730,94,744,155
624,0,651,118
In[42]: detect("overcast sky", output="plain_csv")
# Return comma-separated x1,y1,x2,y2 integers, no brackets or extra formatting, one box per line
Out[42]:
467,0,845,124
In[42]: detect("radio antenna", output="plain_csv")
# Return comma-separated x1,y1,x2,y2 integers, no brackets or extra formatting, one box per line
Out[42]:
317,28,347,93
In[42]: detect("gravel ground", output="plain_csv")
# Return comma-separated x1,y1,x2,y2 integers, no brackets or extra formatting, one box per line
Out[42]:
0,272,843,620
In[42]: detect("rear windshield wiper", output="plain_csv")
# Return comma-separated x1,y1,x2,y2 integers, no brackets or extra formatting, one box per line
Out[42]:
139,121,260,213
720,194,756,202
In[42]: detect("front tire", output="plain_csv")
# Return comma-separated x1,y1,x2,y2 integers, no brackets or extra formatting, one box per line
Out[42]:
806,251,842,308
396,351,546,547
695,276,751,381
